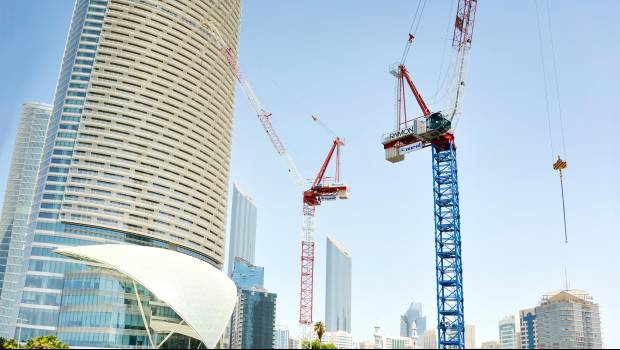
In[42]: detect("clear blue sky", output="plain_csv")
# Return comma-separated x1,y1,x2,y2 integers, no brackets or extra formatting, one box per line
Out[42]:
1,0,618,347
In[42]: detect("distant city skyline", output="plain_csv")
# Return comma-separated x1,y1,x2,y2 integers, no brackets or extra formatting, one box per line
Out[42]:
0,0,618,347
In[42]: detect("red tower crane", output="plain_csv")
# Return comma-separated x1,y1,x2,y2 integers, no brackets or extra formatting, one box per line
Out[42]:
299,135,349,328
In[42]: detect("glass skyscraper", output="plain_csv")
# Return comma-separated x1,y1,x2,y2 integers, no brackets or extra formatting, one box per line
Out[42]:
231,257,264,291
325,235,352,333
0,102,52,325
400,301,427,337
227,183,257,275
230,288,277,349
0,0,241,346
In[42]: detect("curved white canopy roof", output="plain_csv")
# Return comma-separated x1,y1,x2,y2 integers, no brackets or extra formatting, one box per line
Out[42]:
56,244,237,349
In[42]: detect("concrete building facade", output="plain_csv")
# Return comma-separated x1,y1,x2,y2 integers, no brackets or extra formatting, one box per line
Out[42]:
465,324,476,349
519,290,603,349
535,290,603,349
227,183,257,275
481,340,500,349
325,235,352,333
0,0,241,345
322,331,354,349
420,326,475,349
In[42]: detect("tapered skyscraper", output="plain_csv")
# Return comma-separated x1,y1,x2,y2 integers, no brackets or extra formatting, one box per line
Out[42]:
0,102,51,295
227,183,257,275
0,0,241,345
325,235,352,333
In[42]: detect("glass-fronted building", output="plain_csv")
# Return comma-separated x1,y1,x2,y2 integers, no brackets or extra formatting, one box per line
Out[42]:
231,257,264,291
400,301,427,337
227,183,257,275
230,288,277,349
0,102,51,327
325,235,352,333
498,315,517,349
0,0,242,346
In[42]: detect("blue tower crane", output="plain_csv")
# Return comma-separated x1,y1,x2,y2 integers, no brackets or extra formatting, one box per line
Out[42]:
381,0,477,348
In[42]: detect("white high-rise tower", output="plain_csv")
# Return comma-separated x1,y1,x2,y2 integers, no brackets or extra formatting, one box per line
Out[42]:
325,235,352,333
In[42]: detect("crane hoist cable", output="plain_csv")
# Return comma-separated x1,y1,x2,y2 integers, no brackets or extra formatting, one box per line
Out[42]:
400,0,429,64
534,0,569,244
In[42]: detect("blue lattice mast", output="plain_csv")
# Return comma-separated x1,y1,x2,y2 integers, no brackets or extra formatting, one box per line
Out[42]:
432,139,464,348
381,1,476,348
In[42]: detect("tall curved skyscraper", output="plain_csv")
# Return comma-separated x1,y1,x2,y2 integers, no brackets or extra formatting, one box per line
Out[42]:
0,0,241,346
325,235,352,333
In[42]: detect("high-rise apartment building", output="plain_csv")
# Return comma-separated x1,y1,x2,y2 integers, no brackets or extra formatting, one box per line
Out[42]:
227,183,257,275
499,315,517,348
325,235,352,333
535,290,603,349
0,0,241,345
0,102,51,304
519,290,603,349
230,288,277,349
274,325,289,349
400,301,427,337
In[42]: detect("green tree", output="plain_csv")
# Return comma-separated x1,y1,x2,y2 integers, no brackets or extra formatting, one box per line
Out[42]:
301,339,337,349
0,338,19,350
24,336,68,349
313,321,326,343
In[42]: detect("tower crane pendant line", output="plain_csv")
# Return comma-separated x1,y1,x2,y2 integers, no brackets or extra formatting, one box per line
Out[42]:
381,1,477,348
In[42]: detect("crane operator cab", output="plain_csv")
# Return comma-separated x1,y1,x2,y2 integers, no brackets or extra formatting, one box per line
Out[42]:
381,111,452,163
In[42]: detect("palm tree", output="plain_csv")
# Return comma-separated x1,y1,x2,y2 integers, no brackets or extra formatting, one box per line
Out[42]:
314,321,326,343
